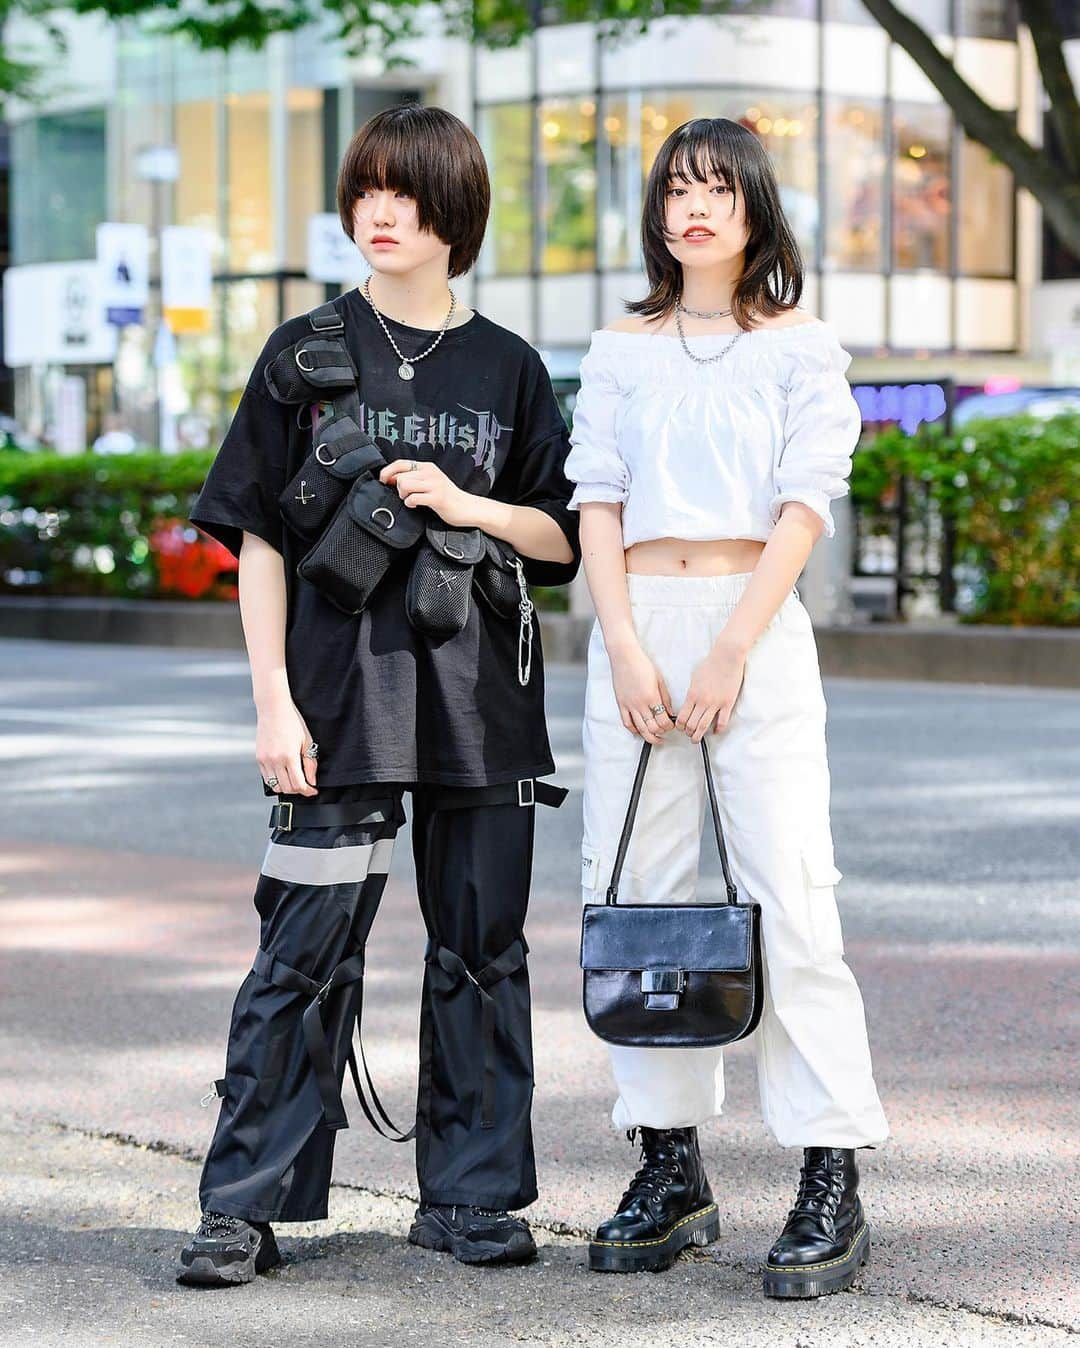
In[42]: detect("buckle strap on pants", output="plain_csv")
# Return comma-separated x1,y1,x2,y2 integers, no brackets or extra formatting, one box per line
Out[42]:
252,946,415,1142
424,936,528,1129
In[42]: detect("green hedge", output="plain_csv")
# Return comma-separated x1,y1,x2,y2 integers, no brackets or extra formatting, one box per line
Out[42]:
850,412,1080,626
0,449,219,598
0,448,568,609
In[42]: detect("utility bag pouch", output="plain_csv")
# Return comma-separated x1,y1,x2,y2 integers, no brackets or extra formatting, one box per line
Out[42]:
264,336,357,403
297,477,424,615
406,526,485,637
474,534,523,619
279,417,385,542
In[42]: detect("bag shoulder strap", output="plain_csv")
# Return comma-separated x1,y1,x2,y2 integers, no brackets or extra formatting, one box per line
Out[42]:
308,300,345,333
605,740,739,906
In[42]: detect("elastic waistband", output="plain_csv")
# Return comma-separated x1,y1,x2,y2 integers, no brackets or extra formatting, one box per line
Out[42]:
627,572,785,609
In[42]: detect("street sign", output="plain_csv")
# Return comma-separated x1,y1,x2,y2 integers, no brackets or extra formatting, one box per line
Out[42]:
307,212,369,284
162,226,213,334
135,144,180,183
97,222,150,327
2,261,118,367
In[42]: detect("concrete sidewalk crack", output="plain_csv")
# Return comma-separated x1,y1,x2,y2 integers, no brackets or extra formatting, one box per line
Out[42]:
28,1116,1077,1336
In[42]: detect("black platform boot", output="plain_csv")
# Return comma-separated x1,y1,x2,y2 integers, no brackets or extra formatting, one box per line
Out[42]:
589,1127,719,1273
762,1147,870,1298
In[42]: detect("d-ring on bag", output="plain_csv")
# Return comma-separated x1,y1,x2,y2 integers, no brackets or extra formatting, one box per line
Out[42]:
580,739,763,1048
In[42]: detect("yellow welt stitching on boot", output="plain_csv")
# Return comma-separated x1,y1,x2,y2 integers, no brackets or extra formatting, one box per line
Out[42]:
590,1204,719,1249
764,1223,868,1273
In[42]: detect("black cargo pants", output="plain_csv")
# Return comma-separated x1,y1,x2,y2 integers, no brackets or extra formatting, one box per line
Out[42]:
198,778,559,1223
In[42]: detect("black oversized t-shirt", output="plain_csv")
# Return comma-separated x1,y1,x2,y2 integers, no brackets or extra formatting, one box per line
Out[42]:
190,287,580,788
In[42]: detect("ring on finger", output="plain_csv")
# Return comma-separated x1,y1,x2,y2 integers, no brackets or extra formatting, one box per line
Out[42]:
650,703,667,718
264,775,279,789
410,459,419,473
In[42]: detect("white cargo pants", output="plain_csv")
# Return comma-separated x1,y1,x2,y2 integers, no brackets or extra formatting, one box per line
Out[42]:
581,573,889,1149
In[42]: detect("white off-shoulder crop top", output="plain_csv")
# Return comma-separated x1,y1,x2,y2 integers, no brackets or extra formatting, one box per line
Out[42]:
563,317,861,544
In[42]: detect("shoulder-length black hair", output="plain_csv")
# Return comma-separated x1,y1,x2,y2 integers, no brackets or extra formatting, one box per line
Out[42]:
627,117,803,330
337,103,490,279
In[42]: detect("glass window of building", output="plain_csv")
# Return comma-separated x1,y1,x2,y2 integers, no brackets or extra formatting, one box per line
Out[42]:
176,101,221,250
479,104,533,276
11,110,106,265
540,98,597,273
224,279,279,393
956,0,1018,38
824,0,949,29
717,93,819,263
606,92,818,267
226,92,274,272
825,99,885,271
958,134,1013,276
600,95,639,271
892,102,951,271
286,89,325,271
1041,114,1080,280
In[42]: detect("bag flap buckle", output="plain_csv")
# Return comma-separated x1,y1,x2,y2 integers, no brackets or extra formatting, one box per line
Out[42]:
641,968,686,1011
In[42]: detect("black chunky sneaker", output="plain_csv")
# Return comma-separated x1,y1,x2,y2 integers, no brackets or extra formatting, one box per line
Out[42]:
408,1204,538,1266
763,1147,870,1299
176,1211,282,1287
589,1126,719,1273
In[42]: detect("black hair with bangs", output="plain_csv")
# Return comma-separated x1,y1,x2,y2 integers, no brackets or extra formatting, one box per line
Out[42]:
627,117,803,330
337,102,490,279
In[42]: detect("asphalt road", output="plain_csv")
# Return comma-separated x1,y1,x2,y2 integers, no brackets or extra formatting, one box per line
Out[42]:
1,637,1077,1347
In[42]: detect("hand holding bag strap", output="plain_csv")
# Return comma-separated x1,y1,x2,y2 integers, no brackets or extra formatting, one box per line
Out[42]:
604,739,739,906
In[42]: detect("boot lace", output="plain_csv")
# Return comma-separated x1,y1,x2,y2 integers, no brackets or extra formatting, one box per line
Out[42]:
618,1128,682,1206
197,1211,244,1239
787,1153,842,1233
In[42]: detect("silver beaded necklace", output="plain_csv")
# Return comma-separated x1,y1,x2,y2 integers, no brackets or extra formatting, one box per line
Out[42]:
674,295,753,366
362,276,457,381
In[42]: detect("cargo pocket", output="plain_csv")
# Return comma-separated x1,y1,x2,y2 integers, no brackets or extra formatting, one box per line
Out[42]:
801,835,845,961
581,844,604,901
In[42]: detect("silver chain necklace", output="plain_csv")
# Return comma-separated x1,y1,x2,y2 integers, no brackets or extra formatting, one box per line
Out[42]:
678,298,733,319
362,276,457,381
674,297,753,366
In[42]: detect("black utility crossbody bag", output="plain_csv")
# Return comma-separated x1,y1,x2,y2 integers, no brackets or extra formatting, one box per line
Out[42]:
580,739,764,1049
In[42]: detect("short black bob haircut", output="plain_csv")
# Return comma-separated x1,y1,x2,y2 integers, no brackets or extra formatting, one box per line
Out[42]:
627,117,803,330
337,103,491,279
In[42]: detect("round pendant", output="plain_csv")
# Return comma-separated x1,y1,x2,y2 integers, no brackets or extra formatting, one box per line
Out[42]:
398,361,415,381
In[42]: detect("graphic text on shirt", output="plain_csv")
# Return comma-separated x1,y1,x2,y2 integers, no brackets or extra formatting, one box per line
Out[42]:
356,399,514,475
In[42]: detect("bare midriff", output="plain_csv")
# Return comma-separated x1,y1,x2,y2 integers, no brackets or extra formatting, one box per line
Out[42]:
623,537,766,577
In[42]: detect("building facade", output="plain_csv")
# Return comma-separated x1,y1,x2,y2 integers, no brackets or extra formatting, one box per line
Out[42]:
2,0,1078,448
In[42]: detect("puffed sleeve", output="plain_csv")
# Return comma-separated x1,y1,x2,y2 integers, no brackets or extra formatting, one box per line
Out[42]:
189,329,294,559
564,337,630,509
770,327,862,539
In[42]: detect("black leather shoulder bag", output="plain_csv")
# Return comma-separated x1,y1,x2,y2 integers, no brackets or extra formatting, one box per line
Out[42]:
580,739,763,1049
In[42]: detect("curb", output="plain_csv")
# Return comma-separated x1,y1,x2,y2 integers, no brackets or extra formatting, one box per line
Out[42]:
2,596,1078,689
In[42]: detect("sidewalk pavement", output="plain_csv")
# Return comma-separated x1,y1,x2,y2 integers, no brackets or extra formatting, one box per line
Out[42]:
0,646,1077,1346
1,836,1076,1347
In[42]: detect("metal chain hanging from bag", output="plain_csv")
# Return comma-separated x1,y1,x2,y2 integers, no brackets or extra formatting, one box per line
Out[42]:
514,558,534,687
